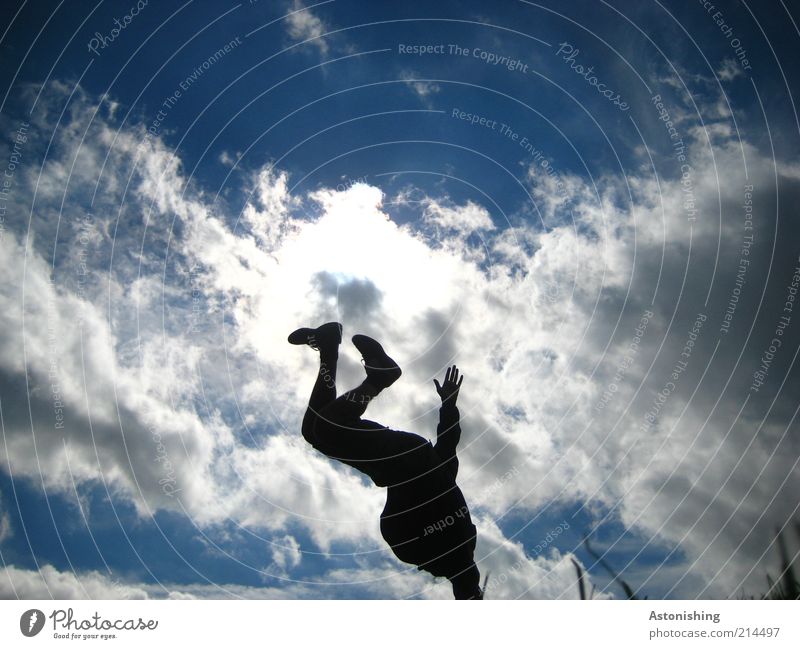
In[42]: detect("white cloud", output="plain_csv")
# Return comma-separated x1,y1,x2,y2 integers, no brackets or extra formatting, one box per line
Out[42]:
1,565,150,599
269,534,302,573
0,487,9,543
285,1,329,55
399,71,441,106
218,150,236,167
0,514,10,544
0,562,472,599
474,516,601,599
717,58,743,82
420,196,495,236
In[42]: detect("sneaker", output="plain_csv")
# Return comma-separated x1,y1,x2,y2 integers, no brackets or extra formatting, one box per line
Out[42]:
287,322,342,352
351,334,402,389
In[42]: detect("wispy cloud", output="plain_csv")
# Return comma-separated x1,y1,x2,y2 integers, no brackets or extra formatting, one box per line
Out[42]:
285,0,330,55
399,71,441,107
717,58,743,82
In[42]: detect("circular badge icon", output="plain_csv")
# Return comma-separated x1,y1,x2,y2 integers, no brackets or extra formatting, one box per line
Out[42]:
20,609,46,637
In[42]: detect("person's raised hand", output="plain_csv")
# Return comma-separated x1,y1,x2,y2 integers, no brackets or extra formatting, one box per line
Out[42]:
434,365,464,404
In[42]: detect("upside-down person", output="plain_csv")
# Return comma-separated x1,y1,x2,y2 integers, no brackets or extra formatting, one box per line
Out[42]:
289,321,482,599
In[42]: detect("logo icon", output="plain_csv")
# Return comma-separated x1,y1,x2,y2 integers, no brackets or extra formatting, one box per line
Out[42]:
20,609,45,637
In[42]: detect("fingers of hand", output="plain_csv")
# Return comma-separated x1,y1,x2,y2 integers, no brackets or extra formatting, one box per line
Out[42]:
440,366,464,391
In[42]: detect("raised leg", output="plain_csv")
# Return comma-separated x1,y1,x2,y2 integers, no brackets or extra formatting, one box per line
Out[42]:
311,332,403,428
289,322,342,444
300,347,339,444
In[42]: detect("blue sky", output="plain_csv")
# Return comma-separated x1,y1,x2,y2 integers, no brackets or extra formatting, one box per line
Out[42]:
0,0,799,599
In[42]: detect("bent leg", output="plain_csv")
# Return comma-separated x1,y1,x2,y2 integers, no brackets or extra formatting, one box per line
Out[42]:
313,385,432,487
318,381,377,422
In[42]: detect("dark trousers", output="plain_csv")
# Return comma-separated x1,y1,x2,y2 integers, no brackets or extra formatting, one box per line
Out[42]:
300,352,435,488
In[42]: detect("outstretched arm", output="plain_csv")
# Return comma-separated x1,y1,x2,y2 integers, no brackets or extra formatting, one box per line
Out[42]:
434,365,464,478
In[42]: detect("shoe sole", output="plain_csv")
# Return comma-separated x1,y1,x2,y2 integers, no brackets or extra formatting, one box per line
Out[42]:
352,335,402,381
288,322,342,348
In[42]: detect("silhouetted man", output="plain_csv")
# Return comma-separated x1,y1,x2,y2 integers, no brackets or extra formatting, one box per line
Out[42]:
289,321,482,599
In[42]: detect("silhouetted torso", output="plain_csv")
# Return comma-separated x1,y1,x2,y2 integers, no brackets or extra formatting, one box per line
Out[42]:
379,442,477,578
